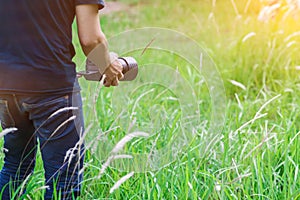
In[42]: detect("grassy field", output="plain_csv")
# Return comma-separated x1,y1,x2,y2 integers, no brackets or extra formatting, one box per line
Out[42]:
1,0,300,199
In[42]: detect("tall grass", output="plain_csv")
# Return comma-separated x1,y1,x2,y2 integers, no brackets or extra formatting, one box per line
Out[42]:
0,0,299,199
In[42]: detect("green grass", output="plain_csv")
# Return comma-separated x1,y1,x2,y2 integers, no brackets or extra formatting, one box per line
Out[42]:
1,0,300,199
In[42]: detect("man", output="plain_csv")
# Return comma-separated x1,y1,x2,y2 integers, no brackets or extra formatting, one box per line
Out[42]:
0,0,123,199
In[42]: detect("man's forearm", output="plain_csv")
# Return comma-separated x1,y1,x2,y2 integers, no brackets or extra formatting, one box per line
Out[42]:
80,32,109,56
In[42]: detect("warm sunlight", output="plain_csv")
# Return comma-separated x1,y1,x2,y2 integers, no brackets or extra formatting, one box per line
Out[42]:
258,0,300,21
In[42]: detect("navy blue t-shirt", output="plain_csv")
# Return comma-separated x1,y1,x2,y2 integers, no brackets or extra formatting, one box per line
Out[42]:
0,0,104,94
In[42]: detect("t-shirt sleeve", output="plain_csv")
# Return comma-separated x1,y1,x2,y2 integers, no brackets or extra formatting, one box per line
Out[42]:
75,0,105,10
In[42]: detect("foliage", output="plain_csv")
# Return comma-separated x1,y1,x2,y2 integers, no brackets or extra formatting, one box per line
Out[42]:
0,0,299,199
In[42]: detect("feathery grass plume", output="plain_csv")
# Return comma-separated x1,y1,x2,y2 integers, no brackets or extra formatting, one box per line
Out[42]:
228,173,252,184
258,0,300,21
111,131,149,154
98,132,149,178
43,116,80,186
234,113,268,135
98,154,133,178
286,41,296,48
0,128,17,138
109,171,134,194
253,94,281,119
131,88,155,117
232,158,241,183
234,93,243,110
287,156,299,183
212,0,216,8
229,80,247,90
233,94,281,136
52,116,76,138
89,126,120,152
61,127,87,194
78,159,93,177
188,181,193,190
244,134,276,159
15,173,32,199
242,32,256,43
147,132,160,162
33,185,50,193
289,131,300,147
284,31,300,42
77,123,92,149
126,117,137,133
63,125,88,165
258,2,281,21
244,0,253,13
40,115,77,152
26,194,32,200
92,83,102,120
214,182,221,192
63,146,76,164
230,0,240,17
48,107,78,119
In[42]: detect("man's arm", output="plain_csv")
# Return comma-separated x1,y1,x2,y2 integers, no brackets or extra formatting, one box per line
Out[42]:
75,4,123,87
76,4,106,55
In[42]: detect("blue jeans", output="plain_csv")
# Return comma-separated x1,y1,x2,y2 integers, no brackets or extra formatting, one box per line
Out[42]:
0,92,85,200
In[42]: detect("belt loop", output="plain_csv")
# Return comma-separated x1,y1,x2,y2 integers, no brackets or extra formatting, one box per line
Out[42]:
12,94,22,113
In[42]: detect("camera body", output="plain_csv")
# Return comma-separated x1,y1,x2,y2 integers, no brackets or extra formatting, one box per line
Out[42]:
78,57,138,82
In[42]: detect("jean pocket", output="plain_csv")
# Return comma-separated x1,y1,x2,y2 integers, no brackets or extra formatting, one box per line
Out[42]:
22,95,71,139
0,99,16,128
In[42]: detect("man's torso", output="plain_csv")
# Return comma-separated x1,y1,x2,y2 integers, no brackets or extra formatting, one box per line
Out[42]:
0,0,78,94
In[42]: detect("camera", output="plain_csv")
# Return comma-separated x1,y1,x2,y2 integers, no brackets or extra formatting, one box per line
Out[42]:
77,57,138,82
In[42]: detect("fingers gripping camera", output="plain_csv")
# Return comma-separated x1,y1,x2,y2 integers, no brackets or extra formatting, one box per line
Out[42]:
77,43,138,82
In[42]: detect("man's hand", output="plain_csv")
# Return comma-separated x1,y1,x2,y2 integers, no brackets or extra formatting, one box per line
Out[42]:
103,53,124,87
